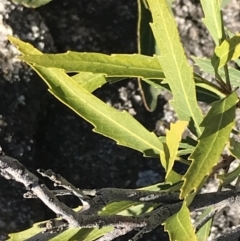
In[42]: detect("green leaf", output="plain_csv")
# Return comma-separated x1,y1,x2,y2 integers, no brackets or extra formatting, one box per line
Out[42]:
17,44,226,104
142,180,183,192
10,36,223,105
181,91,238,198
160,121,188,182
8,35,42,55
229,138,240,159
194,75,225,100
100,181,182,218
12,0,52,8
166,0,175,13
233,58,240,68
100,201,142,215
137,0,155,58
164,202,197,241
8,224,112,241
179,137,197,149
7,221,44,240
192,56,218,75
214,35,240,69
9,36,164,158
137,0,162,111
166,170,183,184
49,227,112,241
217,163,240,186
196,207,213,241
8,36,108,94
99,181,182,220
217,138,240,186
144,77,223,103
226,30,240,65
71,72,107,93
166,121,188,173
221,0,231,8
20,52,165,79
192,56,240,87
200,0,223,45
147,0,203,137
40,69,164,157
100,201,156,217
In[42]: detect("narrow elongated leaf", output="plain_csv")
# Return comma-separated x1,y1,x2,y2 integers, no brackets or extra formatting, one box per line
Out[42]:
196,207,213,241
194,75,225,100
12,0,52,8
144,77,223,103
165,121,188,175
218,164,240,186
137,0,162,111
9,36,164,158
71,72,107,93
166,171,183,184
8,35,42,54
7,221,44,241
137,0,155,58
166,0,175,13
147,0,203,136
164,202,197,241
100,201,142,216
99,181,181,217
160,121,188,183
229,138,240,159
192,56,240,87
49,227,112,241
200,0,223,45
233,57,240,68
144,180,183,192
217,138,240,186
221,0,231,8
20,52,165,79
8,36,108,94
181,92,238,198
8,223,112,241
37,68,164,157
101,201,156,217
214,35,240,69
12,36,224,104
192,56,217,75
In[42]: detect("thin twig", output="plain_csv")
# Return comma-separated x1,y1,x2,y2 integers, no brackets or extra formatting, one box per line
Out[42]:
37,168,91,209
2,155,240,241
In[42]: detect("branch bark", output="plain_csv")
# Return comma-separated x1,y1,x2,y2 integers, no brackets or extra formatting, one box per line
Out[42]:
1,155,240,241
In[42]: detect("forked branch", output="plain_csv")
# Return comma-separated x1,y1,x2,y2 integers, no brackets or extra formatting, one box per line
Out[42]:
1,155,240,241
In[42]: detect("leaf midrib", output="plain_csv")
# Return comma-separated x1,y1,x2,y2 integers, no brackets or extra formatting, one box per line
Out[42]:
155,1,201,135
50,69,163,155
